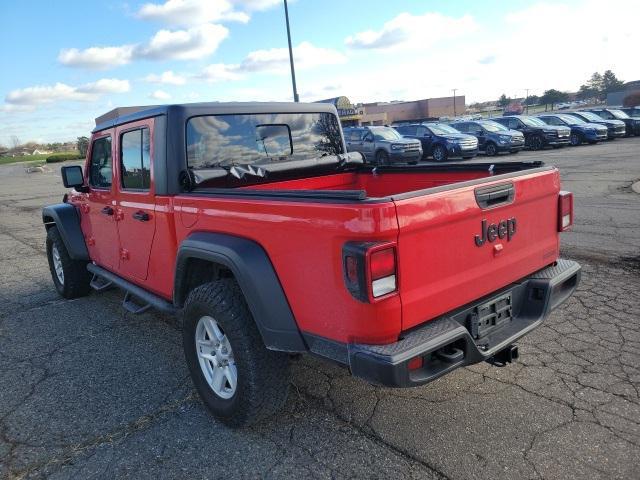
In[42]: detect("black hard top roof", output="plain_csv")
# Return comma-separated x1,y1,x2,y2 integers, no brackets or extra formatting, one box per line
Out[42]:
93,101,337,133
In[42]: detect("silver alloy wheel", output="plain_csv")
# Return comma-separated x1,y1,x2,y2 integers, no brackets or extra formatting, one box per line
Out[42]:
52,245,64,285
433,146,445,162
195,315,238,399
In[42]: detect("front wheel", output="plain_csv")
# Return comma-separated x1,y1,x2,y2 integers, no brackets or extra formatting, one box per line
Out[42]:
485,142,498,156
432,145,448,162
46,226,91,299
375,150,390,165
529,135,544,151
182,280,290,427
570,133,582,146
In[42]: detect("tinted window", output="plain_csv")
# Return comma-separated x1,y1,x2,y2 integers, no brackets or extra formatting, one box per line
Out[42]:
186,113,343,169
349,130,364,141
454,123,468,133
416,126,428,136
596,110,614,119
121,128,151,190
89,136,112,189
508,118,522,129
371,127,402,141
541,116,561,126
398,125,417,136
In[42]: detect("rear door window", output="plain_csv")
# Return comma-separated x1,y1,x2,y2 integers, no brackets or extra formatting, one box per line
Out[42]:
120,128,151,190
89,136,112,189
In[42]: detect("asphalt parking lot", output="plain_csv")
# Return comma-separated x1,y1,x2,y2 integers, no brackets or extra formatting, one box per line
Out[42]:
1,138,639,479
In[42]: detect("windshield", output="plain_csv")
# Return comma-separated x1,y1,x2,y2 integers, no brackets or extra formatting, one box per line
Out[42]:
428,124,460,135
479,120,509,132
521,117,547,127
371,127,402,141
609,109,630,119
186,112,344,170
577,111,603,122
558,114,584,125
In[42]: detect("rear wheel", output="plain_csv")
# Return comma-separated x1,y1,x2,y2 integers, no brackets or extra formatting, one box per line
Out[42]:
46,226,91,299
182,279,290,427
485,142,498,156
570,133,583,146
375,150,389,165
529,135,544,151
432,145,447,162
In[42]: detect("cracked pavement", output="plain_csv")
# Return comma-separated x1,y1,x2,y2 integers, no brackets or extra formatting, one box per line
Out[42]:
1,138,639,479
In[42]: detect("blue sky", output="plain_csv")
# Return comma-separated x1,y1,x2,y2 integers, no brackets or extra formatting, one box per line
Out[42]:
1,0,638,145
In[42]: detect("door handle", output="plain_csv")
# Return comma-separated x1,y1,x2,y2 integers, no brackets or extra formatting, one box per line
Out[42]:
101,206,114,216
132,210,150,222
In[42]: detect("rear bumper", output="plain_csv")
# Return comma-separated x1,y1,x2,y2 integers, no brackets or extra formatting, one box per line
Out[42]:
346,259,581,387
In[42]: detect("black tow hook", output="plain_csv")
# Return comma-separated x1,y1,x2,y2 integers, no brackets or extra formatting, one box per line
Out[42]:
487,345,519,367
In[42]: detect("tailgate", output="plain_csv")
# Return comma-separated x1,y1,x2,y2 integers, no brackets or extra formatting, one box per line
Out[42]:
393,167,561,331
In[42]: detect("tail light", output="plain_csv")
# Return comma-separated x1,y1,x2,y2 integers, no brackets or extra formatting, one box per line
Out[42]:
343,242,398,303
558,191,573,231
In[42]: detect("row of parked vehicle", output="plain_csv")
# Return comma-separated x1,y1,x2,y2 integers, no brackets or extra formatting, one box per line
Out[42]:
344,106,640,163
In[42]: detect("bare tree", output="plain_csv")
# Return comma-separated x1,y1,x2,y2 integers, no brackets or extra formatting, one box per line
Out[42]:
10,135,21,149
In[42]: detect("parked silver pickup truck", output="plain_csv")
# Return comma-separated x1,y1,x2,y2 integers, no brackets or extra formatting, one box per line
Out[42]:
344,126,422,165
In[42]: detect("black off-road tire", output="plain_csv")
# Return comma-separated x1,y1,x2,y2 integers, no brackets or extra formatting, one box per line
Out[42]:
46,226,91,299
182,279,290,428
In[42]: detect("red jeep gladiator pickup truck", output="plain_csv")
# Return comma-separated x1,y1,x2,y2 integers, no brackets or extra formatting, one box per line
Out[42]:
43,102,580,427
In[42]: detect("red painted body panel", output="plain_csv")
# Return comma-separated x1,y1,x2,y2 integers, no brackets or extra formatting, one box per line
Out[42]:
394,169,560,330
72,122,562,346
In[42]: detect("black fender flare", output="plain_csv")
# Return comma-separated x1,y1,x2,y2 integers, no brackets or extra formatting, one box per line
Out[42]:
42,203,89,261
174,232,306,353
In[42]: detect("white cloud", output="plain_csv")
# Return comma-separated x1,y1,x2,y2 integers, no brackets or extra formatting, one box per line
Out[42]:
239,41,347,73
77,78,131,94
3,79,130,107
149,89,172,100
136,24,228,60
198,63,243,82
58,46,134,69
137,0,249,26
60,24,228,69
345,12,477,50
231,0,281,11
144,70,187,85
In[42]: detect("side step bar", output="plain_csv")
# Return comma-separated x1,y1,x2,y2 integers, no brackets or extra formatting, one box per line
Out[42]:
87,263,179,315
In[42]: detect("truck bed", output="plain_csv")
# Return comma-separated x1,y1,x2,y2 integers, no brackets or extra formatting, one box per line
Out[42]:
176,161,560,343
238,162,544,200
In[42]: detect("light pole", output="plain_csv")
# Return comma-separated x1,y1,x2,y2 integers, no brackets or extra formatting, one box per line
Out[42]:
452,88,458,117
525,88,530,114
284,0,299,102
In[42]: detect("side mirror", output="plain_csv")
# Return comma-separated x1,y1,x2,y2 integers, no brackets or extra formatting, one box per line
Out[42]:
61,165,87,191
364,137,373,143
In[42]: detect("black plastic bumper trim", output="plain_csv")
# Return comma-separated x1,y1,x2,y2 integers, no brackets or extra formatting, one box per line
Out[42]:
308,258,581,388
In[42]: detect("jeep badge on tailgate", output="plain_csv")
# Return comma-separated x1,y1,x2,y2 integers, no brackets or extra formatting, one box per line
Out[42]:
474,218,517,246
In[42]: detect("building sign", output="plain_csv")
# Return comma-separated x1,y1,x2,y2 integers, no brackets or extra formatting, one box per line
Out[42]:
316,96,362,122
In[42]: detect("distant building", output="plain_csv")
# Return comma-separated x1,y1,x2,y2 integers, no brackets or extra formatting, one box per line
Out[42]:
607,80,640,106
315,97,362,126
358,96,465,125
